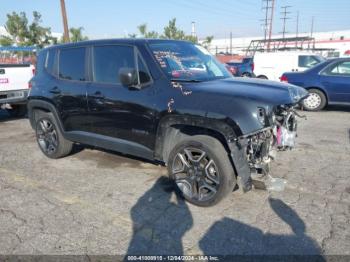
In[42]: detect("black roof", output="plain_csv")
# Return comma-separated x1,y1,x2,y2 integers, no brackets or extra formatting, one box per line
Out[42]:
46,38,191,50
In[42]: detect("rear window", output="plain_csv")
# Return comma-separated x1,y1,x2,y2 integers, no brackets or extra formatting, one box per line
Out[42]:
59,47,86,81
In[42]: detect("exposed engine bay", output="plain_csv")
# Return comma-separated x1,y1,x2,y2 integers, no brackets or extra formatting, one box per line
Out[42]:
245,105,306,176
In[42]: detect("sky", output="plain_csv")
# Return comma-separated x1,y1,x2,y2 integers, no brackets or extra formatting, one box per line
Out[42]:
0,0,349,39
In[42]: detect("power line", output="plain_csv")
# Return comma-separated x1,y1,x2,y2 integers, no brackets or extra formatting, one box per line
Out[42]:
280,5,292,39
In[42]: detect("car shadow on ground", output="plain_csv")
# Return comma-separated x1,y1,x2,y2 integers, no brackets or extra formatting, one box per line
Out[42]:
126,177,325,260
0,109,27,123
324,105,350,112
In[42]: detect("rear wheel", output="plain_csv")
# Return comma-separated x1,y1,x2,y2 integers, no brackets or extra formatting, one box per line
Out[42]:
35,111,73,159
167,135,236,207
302,89,326,111
6,104,27,117
257,75,268,80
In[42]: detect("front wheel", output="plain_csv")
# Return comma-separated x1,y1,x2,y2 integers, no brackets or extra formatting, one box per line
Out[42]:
167,135,236,207
302,89,326,111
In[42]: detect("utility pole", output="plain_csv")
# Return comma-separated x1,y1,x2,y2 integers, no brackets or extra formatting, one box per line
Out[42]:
230,31,233,56
191,21,196,38
267,0,275,51
60,0,70,43
310,16,314,37
295,11,299,47
261,0,271,41
280,6,291,40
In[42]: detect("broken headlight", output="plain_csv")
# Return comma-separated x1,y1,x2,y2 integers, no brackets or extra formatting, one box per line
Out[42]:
288,85,309,103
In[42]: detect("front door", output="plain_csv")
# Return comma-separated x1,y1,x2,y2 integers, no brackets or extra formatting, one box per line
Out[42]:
320,60,350,103
87,44,157,154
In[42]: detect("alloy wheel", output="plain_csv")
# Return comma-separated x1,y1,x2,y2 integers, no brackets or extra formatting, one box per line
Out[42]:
36,119,58,155
171,147,220,202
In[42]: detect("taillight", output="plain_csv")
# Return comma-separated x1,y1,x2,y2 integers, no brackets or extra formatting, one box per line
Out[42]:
28,82,32,89
280,75,288,83
32,68,36,76
251,62,254,72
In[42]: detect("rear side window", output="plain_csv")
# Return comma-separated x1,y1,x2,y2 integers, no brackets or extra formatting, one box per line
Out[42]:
59,47,86,81
326,61,350,76
45,49,56,75
92,45,151,85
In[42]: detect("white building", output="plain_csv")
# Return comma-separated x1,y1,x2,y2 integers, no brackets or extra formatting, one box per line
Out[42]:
207,30,350,57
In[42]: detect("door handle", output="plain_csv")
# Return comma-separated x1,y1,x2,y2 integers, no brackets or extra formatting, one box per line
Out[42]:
49,86,61,94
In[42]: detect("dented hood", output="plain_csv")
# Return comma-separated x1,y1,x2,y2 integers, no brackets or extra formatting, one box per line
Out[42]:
183,77,308,106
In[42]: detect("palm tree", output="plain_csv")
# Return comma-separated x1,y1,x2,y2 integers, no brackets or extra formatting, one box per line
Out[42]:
202,36,214,50
69,27,88,42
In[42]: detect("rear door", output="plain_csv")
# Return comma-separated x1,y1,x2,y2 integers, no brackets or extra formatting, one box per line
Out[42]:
320,60,350,103
87,44,157,153
53,46,90,132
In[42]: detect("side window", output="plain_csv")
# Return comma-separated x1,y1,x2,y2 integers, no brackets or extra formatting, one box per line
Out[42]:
298,55,320,68
93,45,135,84
137,54,151,84
59,47,86,81
326,61,350,76
45,49,56,75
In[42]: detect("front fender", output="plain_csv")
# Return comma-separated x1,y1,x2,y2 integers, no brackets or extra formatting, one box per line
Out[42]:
154,113,242,161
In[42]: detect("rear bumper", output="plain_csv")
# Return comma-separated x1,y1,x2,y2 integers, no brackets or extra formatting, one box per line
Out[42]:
0,89,29,104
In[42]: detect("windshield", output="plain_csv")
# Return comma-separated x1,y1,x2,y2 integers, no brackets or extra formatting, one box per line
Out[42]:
149,41,231,82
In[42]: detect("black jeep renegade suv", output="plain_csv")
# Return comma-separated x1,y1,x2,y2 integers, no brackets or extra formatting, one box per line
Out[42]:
28,39,308,206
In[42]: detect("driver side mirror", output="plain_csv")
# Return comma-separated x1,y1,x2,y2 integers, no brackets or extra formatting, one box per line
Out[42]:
119,67,139,89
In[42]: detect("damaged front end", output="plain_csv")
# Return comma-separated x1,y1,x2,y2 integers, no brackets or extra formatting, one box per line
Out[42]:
230,104,306,192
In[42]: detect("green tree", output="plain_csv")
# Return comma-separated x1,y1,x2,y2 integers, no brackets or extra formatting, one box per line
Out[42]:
0,11,54,47
137,23,159,38
162,18,186,40
69,27,88,42
202,35,214,50
0,36,13,46
27,11,53,47
3,11,28,45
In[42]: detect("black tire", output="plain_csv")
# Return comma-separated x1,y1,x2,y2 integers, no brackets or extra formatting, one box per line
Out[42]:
6,104,27,117
242,72,251,78
167,135,236,207
35,111,73,159
257,75,268,80
302,89,327,111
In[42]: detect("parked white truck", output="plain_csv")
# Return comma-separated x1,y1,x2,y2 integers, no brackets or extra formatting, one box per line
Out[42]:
0,64,34,117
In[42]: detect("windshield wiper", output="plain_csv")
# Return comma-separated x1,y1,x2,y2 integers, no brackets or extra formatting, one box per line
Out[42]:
170,79,202,82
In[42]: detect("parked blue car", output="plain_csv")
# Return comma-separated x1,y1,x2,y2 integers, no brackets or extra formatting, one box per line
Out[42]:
226,57,255,77
281,58,350,111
